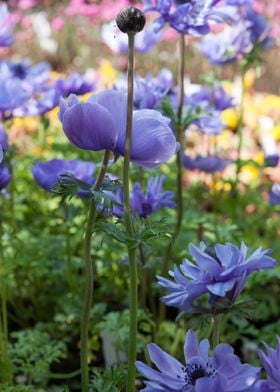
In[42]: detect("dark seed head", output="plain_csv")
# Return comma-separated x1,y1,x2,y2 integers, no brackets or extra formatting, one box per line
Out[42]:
116,6,146,34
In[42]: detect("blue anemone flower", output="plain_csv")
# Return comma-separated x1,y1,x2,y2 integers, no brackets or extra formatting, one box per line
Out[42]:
257,338,280,392
200,6,272,65
55,72,97,97
59,89,179,168
104,175,175,219
183,154,232,173
31,159,96,195
269,184,280,206
157,242,276,312
144,0,233,36
114,69,173,110
136,329,260,391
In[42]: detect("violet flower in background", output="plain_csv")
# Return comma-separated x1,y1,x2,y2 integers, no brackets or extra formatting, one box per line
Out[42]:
183,154,232,173
130,176,176,218
59,89,179,168
189,86,235,111
136,329,260,391
31,159,96,194
143,0,233,36
114,69,173,110
157,242,276,313
0,78,30,116
257,338,280,392
55,72,97,97
269,184,280,206
0,4,14,48
200,6,272,65
101,22,162,54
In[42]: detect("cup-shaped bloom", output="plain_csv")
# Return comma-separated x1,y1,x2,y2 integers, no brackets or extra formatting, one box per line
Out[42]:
183,154,232,173
258,338,280,392
136,329,260,391
31,159,95,193
0,164,11,190
59,90,179,168
157,242,276,313
269,184,280,206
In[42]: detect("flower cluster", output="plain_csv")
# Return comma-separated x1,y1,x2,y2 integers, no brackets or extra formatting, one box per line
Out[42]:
157,242,276,312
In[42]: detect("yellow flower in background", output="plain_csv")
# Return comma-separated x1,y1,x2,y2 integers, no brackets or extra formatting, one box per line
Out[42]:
221,109,238,129
271,125,280,140
13,117,38,134
244,69,256,91
98,59,117,88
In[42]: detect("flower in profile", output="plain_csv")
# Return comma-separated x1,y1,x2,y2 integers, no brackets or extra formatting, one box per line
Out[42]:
104,176,175,219
101,21,162,54
183,154,232,173
136,329,260,391
257,338,280,392
55,72,97,97
130,176,176,218
0,4,14,48
157,242,276,312
59,89,179,168
144,0,232,36
114,69,173,110
200,6,272,65
269,184,280,206
31,159,95,194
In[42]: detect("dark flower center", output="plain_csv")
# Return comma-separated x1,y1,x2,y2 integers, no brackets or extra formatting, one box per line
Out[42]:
179,362,217,391
204,245,220,262
141,203,153,218
11,64,28,79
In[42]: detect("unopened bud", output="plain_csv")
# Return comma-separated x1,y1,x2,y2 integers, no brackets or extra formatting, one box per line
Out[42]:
116,6,146,34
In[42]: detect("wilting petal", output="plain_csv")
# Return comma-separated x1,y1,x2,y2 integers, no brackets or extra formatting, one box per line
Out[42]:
61,102,118,151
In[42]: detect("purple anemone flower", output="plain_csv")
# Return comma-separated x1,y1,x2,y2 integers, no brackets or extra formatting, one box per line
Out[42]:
144,0,233,36
189,86,235,111
31,159,95,195
0,164,11,190
183,154,232,173
136,329,260,391
130,175,176,218
200,6,272,65
257,338,280,392
114,69,173,110
269,184,280,206
157,242,276,312
105,176,175,219
59,89,179,168
0,4,14,48
101,21,162,54
0,78,30,116
55,72,97,97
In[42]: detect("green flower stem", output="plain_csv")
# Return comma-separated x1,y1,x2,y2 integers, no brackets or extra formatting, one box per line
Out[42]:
159,33,185,322
80,149,110,392
123,32,138,392
212,313,223,347
233,70,246,193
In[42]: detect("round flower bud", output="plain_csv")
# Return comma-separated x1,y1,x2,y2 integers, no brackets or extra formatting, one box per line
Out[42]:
116,6,146,34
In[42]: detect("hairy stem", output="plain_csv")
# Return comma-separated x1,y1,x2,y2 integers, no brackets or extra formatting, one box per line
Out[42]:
123,33,138,392
80,150,110,392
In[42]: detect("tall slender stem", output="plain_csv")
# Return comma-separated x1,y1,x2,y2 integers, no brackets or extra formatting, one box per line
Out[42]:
233,71,246,193
212,313,223,347
80,150,110,392
159,34,185,322
123,33,138,392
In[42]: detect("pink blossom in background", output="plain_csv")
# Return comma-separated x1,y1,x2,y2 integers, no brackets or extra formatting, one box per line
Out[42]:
66,0,142,22
51,17,64,32
8,0,38,10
